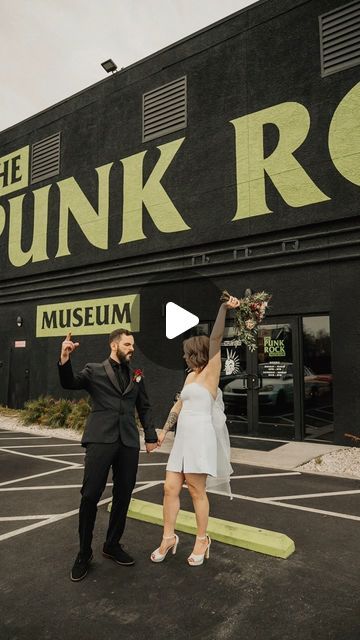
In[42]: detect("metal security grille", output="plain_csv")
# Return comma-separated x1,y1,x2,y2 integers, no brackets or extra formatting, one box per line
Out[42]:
31,132,61,183
320,0,360,76
142,76,187,142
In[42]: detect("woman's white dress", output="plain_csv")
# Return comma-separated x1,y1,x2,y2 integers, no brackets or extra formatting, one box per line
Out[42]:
166,382,233,496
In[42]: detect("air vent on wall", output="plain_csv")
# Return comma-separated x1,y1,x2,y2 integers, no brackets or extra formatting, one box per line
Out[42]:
142,76,187,142
319,0,360,76
31,132,61,184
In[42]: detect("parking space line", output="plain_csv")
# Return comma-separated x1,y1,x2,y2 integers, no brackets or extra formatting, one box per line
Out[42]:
213,490,360,522
0,483,112,491
0,430,24,434
0,516,57,521
0,481,162,542
231,472,301,480
229,435,289,443
0,466,82,488
265,500,360,522
41,453,84,457
138,463,167,466
261,489,360,501
0,480,161,492
0,444,81,449
0,447,82,467
0,436,51,440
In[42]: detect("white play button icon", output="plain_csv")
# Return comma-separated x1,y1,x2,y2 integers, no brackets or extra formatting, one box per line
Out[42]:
165,302,199,339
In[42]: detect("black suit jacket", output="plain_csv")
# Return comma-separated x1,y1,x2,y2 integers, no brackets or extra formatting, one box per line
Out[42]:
58,359,158,448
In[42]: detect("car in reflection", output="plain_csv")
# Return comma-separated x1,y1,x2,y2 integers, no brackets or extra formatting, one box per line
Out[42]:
222,362,331,412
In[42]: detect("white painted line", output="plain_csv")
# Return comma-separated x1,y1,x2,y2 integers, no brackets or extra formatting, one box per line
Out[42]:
41,453,84,457
0,444,81,449
0,481,162,542
0,431,26,434
230,472,301,480
261,489,360,502
0,447,82,467
0,484,111,491
138,463,167,466
217,491,360,522
0,516,57,521
229,435,289,443
0,466,82,488
266,499,360,522
0,436,51,440
0,480,161,492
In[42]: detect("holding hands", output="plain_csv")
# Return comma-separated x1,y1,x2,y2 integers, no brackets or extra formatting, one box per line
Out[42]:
60,332,80,365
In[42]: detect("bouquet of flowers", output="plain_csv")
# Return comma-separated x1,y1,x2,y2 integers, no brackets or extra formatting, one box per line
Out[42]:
220,289,271,351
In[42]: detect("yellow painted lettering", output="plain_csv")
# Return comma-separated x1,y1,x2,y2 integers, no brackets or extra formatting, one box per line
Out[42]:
8,186,50,267
328,82,360,186
119,138,190,244
230,102,330,219
56,163,112,257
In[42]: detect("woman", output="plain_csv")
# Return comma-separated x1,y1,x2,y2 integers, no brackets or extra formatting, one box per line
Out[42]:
151,294,239,566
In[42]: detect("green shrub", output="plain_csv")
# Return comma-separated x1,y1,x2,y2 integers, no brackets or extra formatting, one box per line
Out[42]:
65,398,91,432
22,395,90,432
42,398,73,429
22,396,55,425
21,395,141,435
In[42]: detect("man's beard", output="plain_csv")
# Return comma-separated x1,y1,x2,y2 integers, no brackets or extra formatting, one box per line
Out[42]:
116,346,132,363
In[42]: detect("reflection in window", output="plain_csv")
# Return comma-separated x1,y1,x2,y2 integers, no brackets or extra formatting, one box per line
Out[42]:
302,316,333,442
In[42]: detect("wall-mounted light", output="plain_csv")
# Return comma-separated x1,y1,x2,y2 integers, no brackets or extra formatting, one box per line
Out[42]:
16,315,23,327
101,59,118,73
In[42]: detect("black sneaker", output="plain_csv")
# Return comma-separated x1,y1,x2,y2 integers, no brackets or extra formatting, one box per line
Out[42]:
70,552,93,582
102,543,135,566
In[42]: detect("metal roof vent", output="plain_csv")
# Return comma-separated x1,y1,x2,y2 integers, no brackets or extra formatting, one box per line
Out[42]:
320,0,360,76
142,76,187,142
31,132,61,184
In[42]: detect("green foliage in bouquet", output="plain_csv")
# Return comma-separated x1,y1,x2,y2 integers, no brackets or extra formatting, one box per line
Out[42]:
221,289,272,351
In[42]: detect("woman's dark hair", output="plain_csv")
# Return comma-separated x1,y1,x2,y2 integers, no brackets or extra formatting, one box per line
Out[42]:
183,335,210,371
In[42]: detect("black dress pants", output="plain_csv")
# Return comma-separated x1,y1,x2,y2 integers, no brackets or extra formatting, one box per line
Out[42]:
78,439,139,557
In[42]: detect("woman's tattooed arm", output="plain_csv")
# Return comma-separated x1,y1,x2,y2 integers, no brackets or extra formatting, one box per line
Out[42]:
162,398,182,432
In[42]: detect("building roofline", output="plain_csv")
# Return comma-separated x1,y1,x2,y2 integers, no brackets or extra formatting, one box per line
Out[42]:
0,0,297,136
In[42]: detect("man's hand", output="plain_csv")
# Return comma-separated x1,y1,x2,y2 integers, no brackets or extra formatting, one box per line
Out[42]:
60,331,80,365
145,442,158,454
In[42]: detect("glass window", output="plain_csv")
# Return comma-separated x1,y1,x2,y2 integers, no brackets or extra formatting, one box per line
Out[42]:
302,316,333,441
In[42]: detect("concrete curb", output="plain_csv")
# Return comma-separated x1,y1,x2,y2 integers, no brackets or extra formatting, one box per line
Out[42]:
127,498,295,559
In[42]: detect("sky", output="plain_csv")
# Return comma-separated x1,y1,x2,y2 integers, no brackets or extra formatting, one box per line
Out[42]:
0,0,256,133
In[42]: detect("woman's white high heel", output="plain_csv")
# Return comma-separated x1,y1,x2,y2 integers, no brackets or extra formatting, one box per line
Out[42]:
187,535,211,566
150,534,179,563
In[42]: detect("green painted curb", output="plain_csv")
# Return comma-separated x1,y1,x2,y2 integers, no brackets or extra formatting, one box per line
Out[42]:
125,498,295,559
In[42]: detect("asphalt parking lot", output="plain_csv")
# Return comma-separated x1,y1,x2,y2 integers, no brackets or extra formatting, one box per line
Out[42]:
0,427,360,640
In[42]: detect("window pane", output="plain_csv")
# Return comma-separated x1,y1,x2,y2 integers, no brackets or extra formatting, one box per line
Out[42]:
302,316,333,441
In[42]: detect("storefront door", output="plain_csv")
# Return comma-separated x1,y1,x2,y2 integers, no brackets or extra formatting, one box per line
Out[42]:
7,346,30,409
221,315,333,442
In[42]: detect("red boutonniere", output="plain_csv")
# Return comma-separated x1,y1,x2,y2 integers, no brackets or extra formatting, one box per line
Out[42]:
133,369,144,383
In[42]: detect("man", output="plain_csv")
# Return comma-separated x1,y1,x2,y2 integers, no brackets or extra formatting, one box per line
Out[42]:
58,328,158,582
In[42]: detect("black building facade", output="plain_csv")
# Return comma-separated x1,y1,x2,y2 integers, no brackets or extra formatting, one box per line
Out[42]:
0,0,359,444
